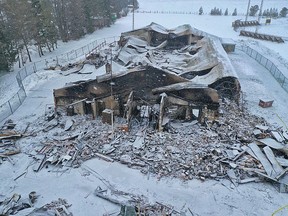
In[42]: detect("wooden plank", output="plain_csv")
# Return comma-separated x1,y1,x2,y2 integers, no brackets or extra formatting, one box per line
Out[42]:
249,143,276,177
279,173,288,186
94,190,122,206
276,157,288,167
257,138,288,156
125,91,134,125
263,146,284,175
0,134,22,140
239,177,260,184
167,96,189,106
275,168,288,180
271,131,284,142
241,145,257,159
94,152,114,163
158,93,167,132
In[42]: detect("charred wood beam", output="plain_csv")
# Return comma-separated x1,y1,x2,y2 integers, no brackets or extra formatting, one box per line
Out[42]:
125,91,134,126
158,93,167,132
167,96,189,106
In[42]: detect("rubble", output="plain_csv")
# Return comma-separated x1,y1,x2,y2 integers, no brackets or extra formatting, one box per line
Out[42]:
27,198,73,216
93,185,183,216
0,192,38,215
14,97,286,192
53,23,241,130
0,120,22,165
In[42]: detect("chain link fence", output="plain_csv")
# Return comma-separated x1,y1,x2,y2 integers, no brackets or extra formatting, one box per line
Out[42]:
239,45,288,93
0,36,119,123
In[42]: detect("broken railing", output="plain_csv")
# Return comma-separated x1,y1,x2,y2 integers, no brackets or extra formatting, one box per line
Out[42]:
240,30,284,43
0,36,119,123
238,45,288,94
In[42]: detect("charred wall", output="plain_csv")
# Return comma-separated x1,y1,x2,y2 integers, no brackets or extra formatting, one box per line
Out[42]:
54,66,188,108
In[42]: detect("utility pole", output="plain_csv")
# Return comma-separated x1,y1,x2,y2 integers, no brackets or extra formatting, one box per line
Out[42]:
132,0,135,30
258,0,264,23
256,0,264,33
245,0,251,21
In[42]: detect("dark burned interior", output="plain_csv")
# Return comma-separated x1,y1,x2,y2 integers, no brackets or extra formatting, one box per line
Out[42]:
180,67,214,79
54,66,220,131
53,23,240,131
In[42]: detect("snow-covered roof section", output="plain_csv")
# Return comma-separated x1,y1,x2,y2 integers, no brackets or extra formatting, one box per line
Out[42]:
117,23,240,99
169,24,193,36
149,22,169,35
188,38,239,85
121,22,197,39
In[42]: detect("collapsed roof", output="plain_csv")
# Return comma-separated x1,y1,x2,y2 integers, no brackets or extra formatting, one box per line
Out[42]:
53,23,240,127
117,22,240,100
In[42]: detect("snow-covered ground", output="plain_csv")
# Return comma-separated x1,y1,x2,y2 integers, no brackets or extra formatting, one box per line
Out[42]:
1,0,288,215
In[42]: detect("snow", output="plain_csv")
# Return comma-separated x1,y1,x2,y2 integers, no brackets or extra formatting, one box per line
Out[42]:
1,0,288,215
229,49,288,128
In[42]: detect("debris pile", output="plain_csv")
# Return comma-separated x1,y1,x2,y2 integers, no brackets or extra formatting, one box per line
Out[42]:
0,120,22,165
94,185,184,216
20,98,287,191
0,192,37,215
27,198,73,216
0,190,72,216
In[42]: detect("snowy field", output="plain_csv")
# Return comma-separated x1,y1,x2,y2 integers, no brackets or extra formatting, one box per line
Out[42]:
1,0,288,215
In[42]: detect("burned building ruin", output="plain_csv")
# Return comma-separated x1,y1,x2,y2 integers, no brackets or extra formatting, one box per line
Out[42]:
53,23,240,130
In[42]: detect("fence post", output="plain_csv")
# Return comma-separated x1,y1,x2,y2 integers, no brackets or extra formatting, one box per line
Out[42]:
24,67,27,77
33,63,37,73
265,58,268,68
8,101,13,114
75,50,77,58
270,63,273,74
17,92,22,104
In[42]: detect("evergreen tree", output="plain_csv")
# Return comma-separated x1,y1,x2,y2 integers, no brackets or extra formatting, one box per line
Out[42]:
271,8,279,17
50,0,69,42
66,0,85,39
0,14,17,71
224,8,228,16
30,0,58,56
280,7,288,17
0,0,133,70
199,6,203,15
249,5,259,16
82,0,96,33
232,8,237,16
2,0,34,63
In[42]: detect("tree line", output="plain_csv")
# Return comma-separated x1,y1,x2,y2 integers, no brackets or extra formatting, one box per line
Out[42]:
0,0,138,71
198,6,288,17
